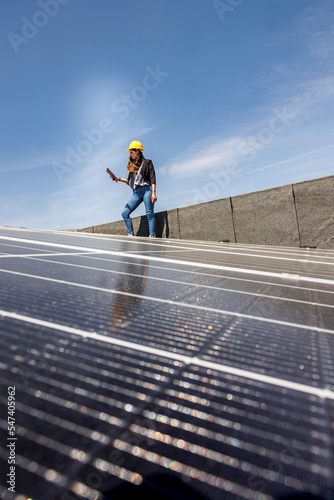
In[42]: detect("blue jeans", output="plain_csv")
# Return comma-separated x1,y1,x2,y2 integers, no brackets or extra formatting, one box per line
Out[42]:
121,185,156,236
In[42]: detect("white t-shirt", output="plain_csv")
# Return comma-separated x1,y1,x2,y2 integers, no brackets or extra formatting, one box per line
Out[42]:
129,162,150,189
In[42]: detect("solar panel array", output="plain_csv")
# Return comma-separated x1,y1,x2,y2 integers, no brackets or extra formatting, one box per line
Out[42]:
0,227,333,500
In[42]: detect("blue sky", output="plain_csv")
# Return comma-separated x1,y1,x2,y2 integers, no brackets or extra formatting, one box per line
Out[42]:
1,0,333,230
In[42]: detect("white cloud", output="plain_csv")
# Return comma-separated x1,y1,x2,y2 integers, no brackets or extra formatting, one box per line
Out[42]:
238,144,334,179
161,136,247,179
161,56,334,182
0,154,63,174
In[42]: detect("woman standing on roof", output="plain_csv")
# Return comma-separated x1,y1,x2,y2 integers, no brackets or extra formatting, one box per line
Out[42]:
110,140,157,237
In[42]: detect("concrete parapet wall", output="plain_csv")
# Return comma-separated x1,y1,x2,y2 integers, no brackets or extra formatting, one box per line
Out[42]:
78,175,334,249
232,184,300,247
178,198,235,242
293,175,334,249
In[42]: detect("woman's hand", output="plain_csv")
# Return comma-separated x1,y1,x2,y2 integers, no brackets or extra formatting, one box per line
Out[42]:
151,184,157,203
106,168,118,181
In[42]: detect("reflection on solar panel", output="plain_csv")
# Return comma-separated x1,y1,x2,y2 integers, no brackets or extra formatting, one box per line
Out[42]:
0,227,333,500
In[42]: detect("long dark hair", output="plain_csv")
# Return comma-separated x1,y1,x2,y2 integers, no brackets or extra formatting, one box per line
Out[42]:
127,150,145,174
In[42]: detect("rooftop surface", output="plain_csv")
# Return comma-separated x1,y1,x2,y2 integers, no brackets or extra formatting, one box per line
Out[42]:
0,227,334,500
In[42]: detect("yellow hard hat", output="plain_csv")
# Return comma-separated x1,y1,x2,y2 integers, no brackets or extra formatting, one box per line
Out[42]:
127,140,144,151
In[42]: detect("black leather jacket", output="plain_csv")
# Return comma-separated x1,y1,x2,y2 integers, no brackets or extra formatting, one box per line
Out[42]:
127,159,156,186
